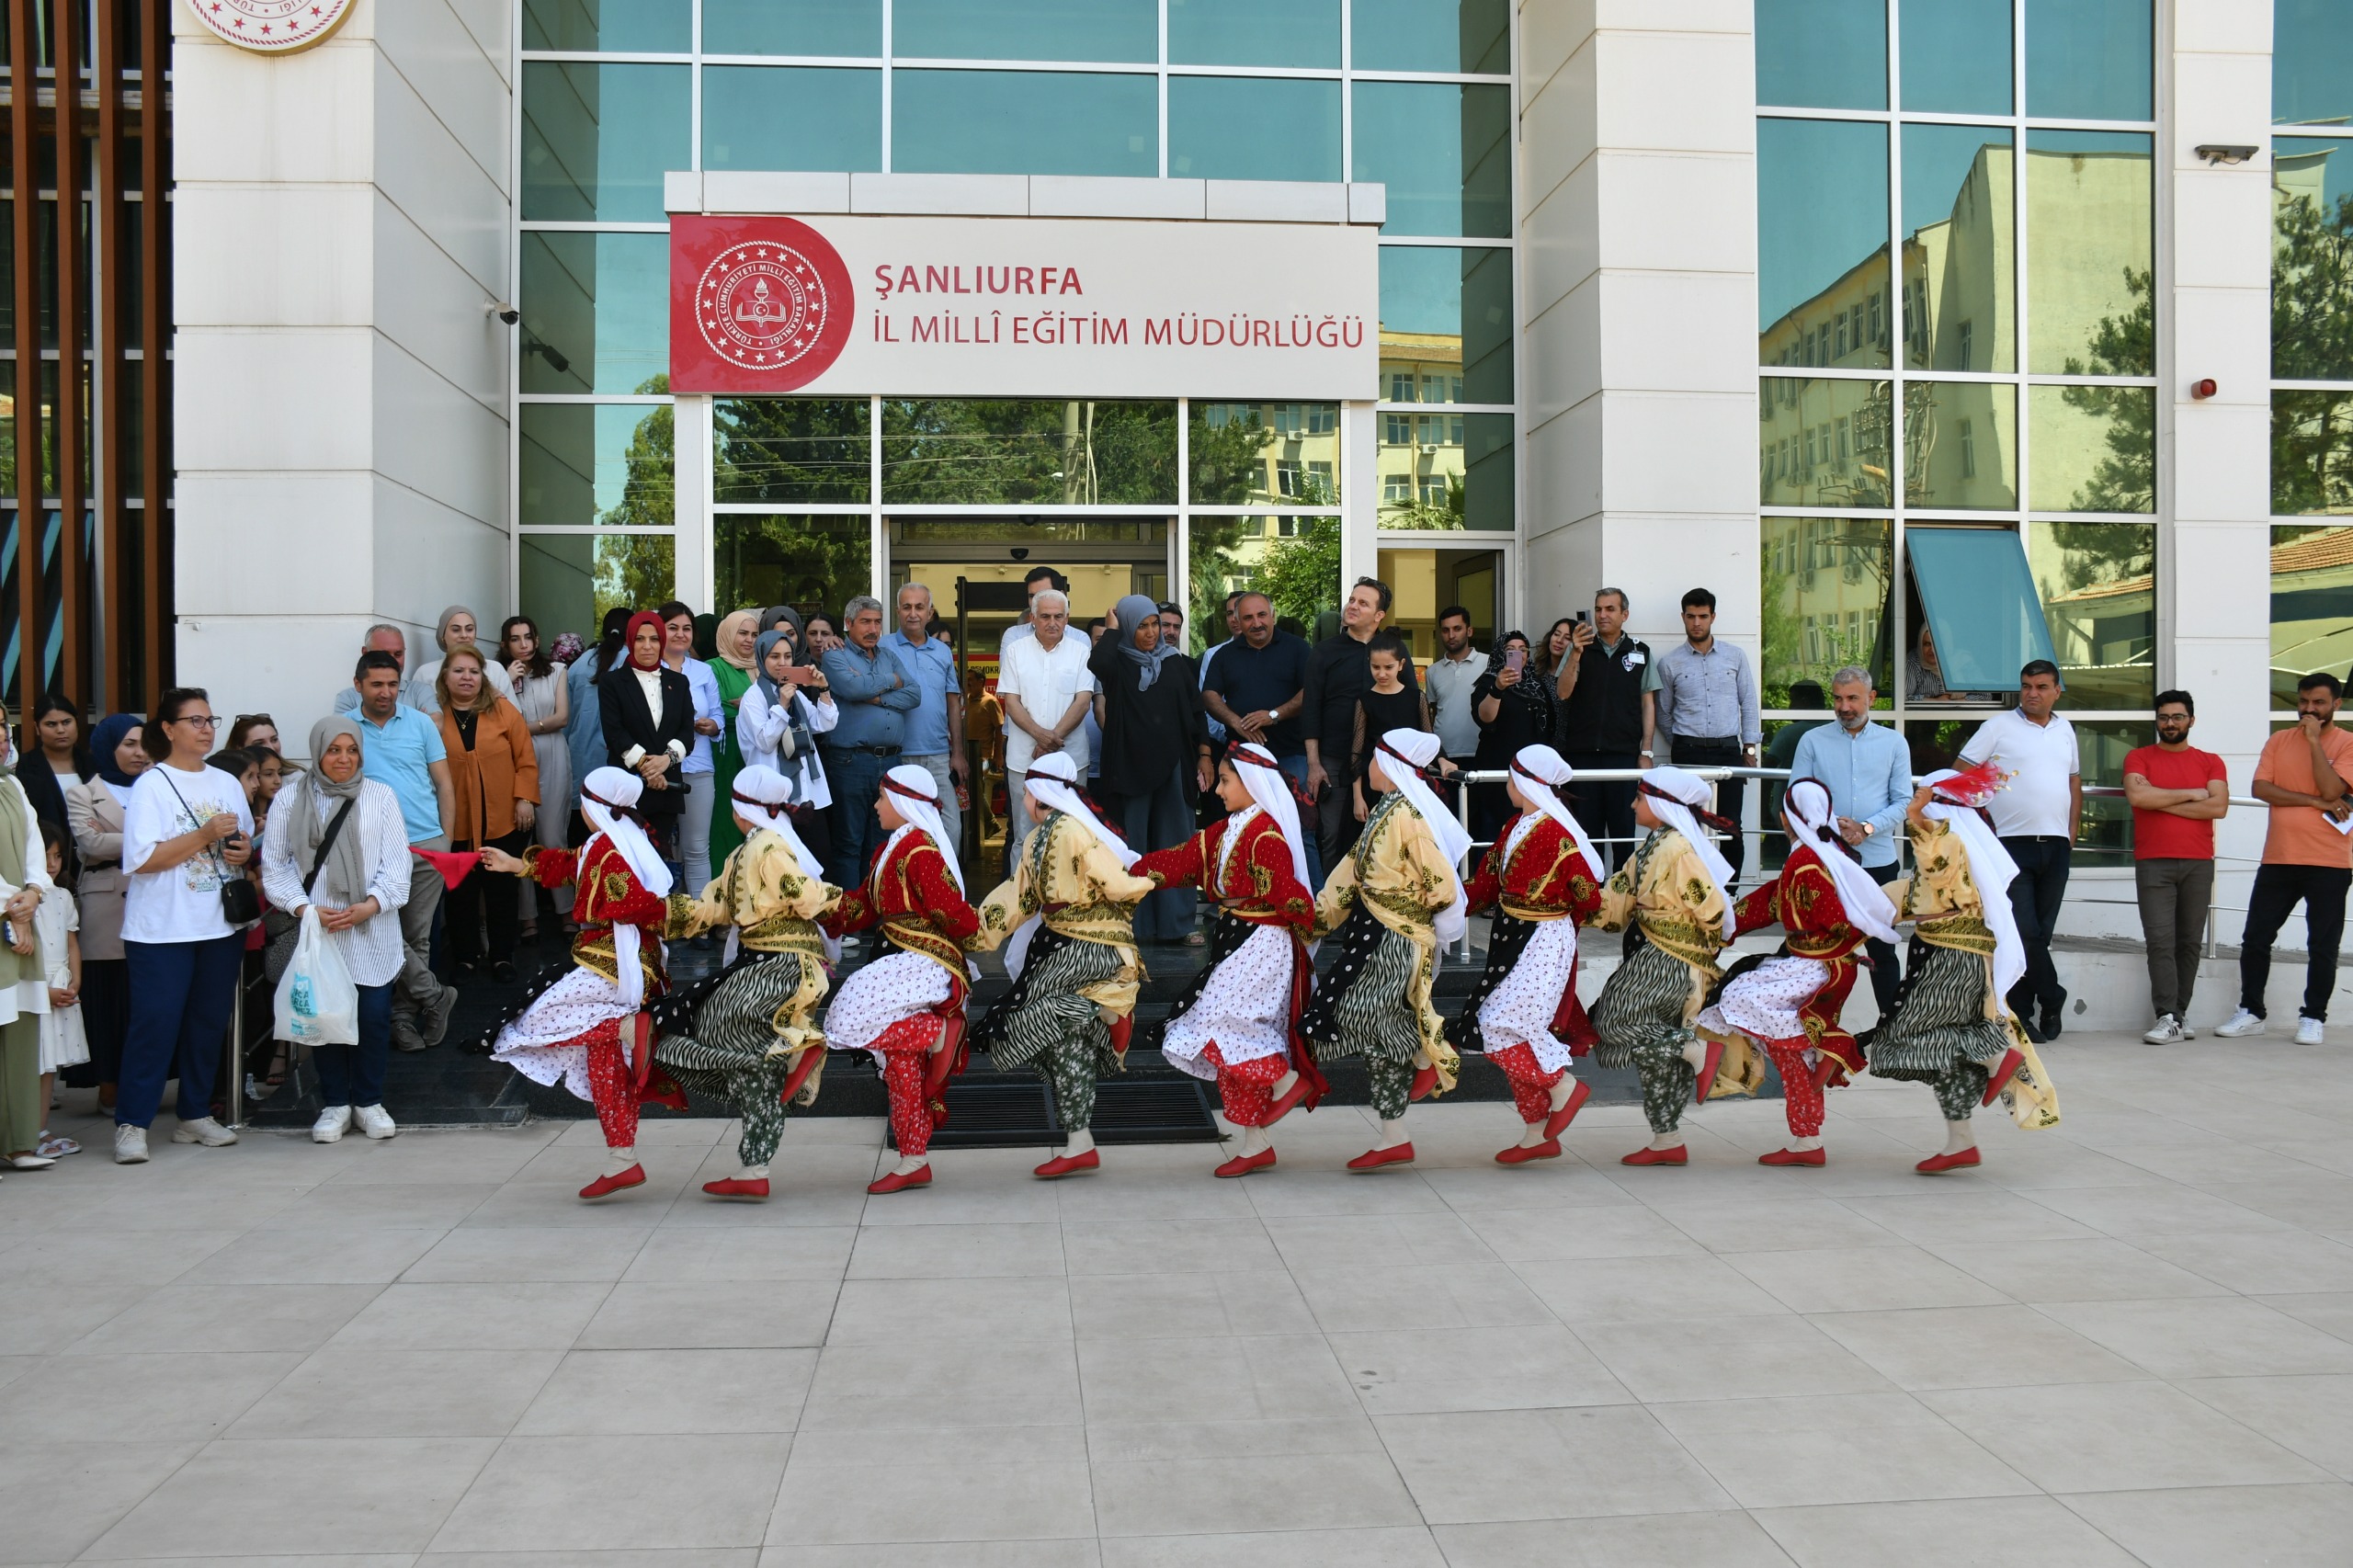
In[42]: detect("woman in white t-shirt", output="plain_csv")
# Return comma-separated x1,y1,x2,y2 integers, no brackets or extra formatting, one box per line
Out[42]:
112,688,256,1165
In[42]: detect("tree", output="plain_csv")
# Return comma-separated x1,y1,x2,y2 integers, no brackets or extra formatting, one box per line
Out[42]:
2271,182,2353,515
592,375,679,617
1256,515,1341,632
2060,266,2157,513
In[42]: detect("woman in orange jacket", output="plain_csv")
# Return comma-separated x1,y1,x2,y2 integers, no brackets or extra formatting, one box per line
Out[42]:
436,642,540,982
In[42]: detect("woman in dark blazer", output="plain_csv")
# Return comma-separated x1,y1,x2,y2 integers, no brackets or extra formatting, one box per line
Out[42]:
1089,593,1212,944
598,610,696,868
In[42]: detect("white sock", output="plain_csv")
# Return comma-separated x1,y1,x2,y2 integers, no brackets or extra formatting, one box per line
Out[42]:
1060,1128,1097,1159
1547,1074,1576,1111
892,1155,927,1177
738,1165,768,1181
1680,1039,1710,1074
605,1145,637,1176
1651,1130,1684,1152
1942,1120,1976,1155
1790,1135,1822,1152
1271,1069,1299,1099
1238,1125,1271,1157
1519,1120,1549,1148
1376,1117,1409,1150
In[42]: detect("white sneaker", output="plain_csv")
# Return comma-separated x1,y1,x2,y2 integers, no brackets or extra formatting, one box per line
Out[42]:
2213,1008,2268,1039
113,1124,149,1164
2296,1017,2326,1046
312,1106,353,1143
2142,1015,2186,1044
354,1104,398,1140
171,1116,239,1147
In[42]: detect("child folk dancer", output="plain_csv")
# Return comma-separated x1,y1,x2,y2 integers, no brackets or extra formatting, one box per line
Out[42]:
1695,778,1901,1167
1302,728,1472,1171
1873,766,2053,1174
649,765,839,1200
1589,767,1740,1166
969,750,1155,1179
1132,741,1322,1178
820,765,979,1195
478,767,676,1200
1449,744,1607,1165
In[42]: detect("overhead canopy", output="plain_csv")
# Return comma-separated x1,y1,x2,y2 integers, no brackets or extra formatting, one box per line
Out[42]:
1908,527,2058,692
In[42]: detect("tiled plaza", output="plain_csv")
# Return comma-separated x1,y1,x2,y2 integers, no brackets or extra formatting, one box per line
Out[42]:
4,1030,2351,1566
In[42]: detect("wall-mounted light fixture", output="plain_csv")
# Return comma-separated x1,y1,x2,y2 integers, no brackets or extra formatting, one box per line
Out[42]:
2193,144,2259,166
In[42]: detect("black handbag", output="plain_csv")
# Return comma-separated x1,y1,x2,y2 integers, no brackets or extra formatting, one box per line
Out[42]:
158,767,262,926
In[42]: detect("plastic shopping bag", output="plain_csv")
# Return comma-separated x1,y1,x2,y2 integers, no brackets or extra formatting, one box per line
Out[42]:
274,907,360,1047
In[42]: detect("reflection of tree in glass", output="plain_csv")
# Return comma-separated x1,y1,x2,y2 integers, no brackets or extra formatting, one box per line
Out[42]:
595,376,678,616
1256,516,1340,632
1758,518,1890,709
1384,475,1465,530
1187,407,1277,506
882,400,1176,505
715,517,869,620
2271,180,2353,513
714,398,870,503
2058,266,2155,512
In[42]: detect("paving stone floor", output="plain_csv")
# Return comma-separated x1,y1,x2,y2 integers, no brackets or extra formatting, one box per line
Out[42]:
4,1028,2353,1565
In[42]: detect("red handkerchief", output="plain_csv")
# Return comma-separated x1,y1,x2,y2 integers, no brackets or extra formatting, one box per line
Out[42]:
411,846,479,890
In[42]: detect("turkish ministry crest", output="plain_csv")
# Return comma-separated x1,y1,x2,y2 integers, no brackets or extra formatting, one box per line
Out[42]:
188,0,357,53
670,216,855,394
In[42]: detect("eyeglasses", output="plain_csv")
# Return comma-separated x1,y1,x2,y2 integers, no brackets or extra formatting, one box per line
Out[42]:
174,714,221,729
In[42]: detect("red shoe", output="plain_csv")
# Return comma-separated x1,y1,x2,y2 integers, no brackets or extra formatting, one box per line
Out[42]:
1408,1064,1438,1102
1213,1147,1278,1178
1758,1146,1826,1167
1264,1074,1313,1125
1915,1147,1982,1175
779,1048,822,1106
1620,1144,1688,1166
1033,1148,1101,1179
577,1164,647,1200
1495,1138,1563,1165
1347,1142,1415,1171
1543,1078,1593,1140
867,1164,933,1194
701,1176,770,1199
1980,1048,2025,1108
1692,1039,1728,1104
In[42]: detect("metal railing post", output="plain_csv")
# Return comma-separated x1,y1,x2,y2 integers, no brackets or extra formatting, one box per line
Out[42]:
227,980,244,1130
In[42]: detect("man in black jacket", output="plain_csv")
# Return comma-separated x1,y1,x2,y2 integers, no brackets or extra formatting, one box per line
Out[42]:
1302,577,1419,873
1554,587,1658,871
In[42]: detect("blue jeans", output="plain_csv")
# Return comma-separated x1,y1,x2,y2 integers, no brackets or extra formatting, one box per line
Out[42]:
119,934,245,1130
1275,753,1325,890
313,982,395,1109
822,747,891,889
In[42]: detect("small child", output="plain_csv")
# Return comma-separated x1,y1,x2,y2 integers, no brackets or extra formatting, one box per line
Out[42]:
33,821,85,1156
1351,633,1433,822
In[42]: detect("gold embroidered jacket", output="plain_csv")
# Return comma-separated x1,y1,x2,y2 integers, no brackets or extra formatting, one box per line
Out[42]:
971,812,1155,1019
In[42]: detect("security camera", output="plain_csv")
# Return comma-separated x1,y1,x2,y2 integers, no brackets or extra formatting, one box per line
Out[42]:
491,302,520,325
2194,144,2259,167
1010,547,1030,562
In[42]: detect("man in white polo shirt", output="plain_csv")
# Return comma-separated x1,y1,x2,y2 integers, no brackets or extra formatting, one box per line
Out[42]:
1960,659,2081,1040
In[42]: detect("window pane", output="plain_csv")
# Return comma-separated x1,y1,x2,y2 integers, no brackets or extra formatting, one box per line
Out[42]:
702,0,881,57
1908,381,2017,509
1380,245,1511,405
715,517,872,629
1377,411,1508,529
521,62,690,222
2025,131,2152,375
892,0,1155,62
1756,0,1886,111
2277,0,2353,126
2272,389,2353,516
2272,525,2353,708
1189,403,1340,505
702,66,881,172
2025,0,2151,120
520,403,675,527
1758,377,1893,509
714,397,872,503
1902,124,2014,372
520,0,689,52
1899,0,2010,114
2067,721,2142,866
2026,520,2153,708
1351,82,1512,238
1169,0,1339,68
1349,0,1508,74
1190,515,1343,641
1760,515,1893,705
2274,137,2353,382
521,533,676,649
1905,526,2058,693
2029,383,2154,512
892,71,1155,177
881,399,1176,505
519,232,670,395
1169,76,1341,182
1758,119,1892,369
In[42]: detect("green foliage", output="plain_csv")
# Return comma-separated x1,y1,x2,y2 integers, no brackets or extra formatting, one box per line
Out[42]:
714,397,870,503
1256,516,1341,631
2060,267,2156,513
2271,186,2353,514
1187,407,1278,505
881,399,1176,505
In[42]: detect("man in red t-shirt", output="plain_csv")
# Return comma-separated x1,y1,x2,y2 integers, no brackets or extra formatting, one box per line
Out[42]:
2123,691,2231,1044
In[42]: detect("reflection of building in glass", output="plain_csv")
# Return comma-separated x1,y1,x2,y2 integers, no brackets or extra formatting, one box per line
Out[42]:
1197,402,1340,508
2270,526,2353,706
1760,517,1891,701
1379,330,1467,525
2031,526,2156,710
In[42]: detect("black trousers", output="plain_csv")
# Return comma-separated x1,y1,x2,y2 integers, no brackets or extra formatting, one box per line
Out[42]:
448,827,530,968
1668,736,1747,889
1865,860,1902,1017
2239,862,2350,1022
1563,749,1640,872
2000,834,2073,1018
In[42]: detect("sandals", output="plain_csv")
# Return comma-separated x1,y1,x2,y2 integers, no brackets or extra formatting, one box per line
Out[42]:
35,1131,81,1157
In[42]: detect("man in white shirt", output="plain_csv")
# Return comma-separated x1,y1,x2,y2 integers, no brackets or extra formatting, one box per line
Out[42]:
1959,659,2082,1039
997,587,1097,858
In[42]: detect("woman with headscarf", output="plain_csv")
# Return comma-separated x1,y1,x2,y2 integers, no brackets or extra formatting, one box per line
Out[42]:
1874,764,2055,1174
259,717,413,1142
1449,744,1608,1165
738,619,840,869
476,766,678,1199
1588,767,1739,1166
61,713,146,1108
1087,593,1211,943
967,750,1155,1179
409,605,515,714
598,610,696,871
1133,741,1322,1178
820,766,980,1195
705,609,761,869
1696,777,1901,1167
1302,728,1471,1172
648,764,840,1199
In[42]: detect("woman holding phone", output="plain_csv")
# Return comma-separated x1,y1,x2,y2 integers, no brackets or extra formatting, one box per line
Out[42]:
1470,631,1555,841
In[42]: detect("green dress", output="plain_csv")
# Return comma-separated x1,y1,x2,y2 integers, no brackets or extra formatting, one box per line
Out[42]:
706,656,755,865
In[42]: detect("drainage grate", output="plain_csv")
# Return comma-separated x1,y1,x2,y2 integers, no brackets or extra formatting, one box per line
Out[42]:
897,1074,1222,1149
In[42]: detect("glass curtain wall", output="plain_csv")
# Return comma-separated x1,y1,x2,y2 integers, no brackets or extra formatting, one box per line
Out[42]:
1756,0,2157,862
514,0,1518,648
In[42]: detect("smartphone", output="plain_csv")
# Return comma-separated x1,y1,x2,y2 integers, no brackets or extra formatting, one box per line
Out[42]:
780,665,824,687
1504,647,1526,674
1574,610,1589,624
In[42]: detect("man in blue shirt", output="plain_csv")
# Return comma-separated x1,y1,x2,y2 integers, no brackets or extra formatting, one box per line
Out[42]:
353,650,459,1051
1788,665,1913,1018
819,595,921,887
886,583,969,856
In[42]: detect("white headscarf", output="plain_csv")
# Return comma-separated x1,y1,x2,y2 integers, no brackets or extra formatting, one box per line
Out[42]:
729,764,839,966
1506,744,1605,882
1368,728,1472,945
578,766,673,1009
1780,778,1901,945
1922,767,2027,1003
1226,743,1311,892
879,764,963,893
1021,751,1138,869
1638,766,1738,938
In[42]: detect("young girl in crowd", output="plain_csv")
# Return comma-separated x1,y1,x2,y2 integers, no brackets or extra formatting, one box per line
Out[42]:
31,822,85,1157
1350,633,1431,823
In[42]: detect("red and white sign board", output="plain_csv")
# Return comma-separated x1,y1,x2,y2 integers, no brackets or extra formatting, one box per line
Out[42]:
670,213,1378,400
187,0,358,52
